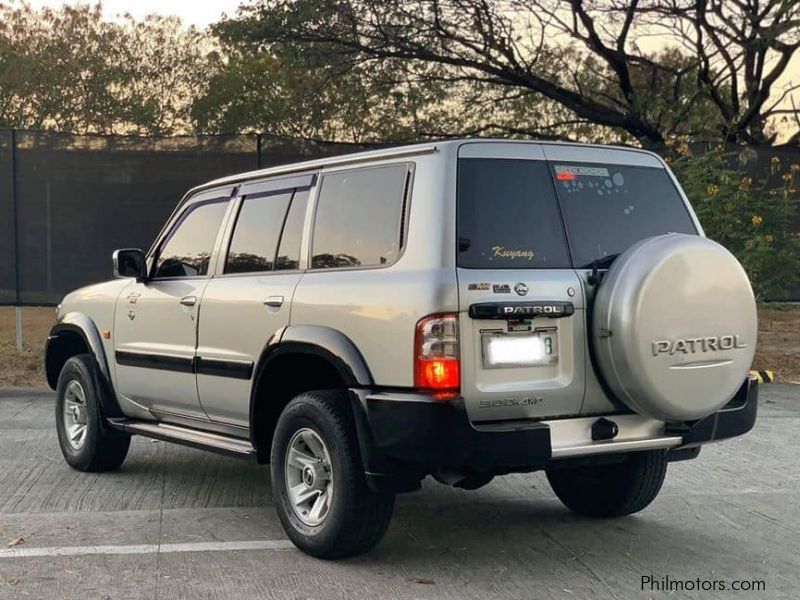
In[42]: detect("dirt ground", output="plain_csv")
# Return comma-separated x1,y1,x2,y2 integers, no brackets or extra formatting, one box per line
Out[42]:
1,304,798,388
0,306,54,388
754,305,800,383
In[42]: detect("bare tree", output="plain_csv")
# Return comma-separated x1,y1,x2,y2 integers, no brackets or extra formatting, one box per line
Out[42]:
238,0,800,146
547,0,800,145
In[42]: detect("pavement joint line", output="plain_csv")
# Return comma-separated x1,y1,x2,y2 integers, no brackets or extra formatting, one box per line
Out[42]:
0,539,295,559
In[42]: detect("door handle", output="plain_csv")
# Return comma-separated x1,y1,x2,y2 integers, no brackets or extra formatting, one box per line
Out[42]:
180,296,197,307
264,295,284,308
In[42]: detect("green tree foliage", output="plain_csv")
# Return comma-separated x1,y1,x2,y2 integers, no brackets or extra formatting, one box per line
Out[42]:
114,13,218,135
196,12,563,142
671,147,800,300
0,1,215,134
191,39,452,141
199,1,599,142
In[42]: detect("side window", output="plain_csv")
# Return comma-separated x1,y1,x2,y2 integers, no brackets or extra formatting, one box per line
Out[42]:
311,164,409,270
153,199,229,279
275,189,309,271
225,192,292,274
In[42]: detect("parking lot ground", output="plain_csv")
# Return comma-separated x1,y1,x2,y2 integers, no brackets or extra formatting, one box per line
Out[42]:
0,385,798,600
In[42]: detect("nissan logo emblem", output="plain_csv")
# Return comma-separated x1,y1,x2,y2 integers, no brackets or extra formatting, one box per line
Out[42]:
514,283,528,296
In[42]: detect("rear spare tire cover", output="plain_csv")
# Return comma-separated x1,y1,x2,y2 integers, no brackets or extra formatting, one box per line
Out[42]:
592,234,757,421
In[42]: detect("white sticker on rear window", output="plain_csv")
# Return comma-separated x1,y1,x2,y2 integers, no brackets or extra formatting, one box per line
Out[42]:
554,165,610,178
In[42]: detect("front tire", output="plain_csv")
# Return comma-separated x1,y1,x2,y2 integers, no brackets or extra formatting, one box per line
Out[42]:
546,450,667,518
271,390,395,559
55,354,130,472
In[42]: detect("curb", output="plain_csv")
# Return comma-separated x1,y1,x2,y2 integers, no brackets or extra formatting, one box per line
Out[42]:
750,370,775,383
0,388,53,399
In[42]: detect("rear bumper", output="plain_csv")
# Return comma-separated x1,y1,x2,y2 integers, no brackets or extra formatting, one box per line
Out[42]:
673,375,759,447
352,376,758,475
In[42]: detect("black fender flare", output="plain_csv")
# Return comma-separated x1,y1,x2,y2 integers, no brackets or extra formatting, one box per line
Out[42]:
45,313,124,418
248,325,373,445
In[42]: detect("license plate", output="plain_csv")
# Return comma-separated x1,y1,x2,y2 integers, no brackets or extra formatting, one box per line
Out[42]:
481,329,558,369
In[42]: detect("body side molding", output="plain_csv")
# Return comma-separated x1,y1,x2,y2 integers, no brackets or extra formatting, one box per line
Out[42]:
115,351,194,373
115,352,254,379
196,357,254,380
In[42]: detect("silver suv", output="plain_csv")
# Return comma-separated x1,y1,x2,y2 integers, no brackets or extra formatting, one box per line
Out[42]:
45,140,759,558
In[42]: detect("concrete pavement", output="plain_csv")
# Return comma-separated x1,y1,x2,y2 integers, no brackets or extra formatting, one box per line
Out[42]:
0,386,798,599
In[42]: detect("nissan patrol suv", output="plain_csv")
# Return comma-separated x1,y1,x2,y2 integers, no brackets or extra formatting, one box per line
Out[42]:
46,140,758,559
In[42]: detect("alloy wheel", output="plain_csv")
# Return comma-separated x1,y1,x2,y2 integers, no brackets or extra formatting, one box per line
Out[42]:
284,428,334,526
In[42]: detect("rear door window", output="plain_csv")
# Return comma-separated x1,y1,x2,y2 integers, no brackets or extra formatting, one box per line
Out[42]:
457,159,570,269
224,192,293,274
275,189,309,271
311,164,410,270
551,163,697,267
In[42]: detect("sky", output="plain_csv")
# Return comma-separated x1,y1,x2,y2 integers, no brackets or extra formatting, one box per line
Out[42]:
26,0,241,27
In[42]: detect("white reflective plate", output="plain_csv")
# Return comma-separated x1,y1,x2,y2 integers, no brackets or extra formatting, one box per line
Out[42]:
481,330,558,369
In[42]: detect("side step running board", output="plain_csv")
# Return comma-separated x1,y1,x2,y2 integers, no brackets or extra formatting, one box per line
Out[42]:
108,419,257,460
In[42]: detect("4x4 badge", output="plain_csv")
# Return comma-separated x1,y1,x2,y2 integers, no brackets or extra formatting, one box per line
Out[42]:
514,283,528,296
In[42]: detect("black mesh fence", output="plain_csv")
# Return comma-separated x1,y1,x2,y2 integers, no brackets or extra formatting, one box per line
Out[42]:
1,130,797,305
0,130,375,305
0,131,13,305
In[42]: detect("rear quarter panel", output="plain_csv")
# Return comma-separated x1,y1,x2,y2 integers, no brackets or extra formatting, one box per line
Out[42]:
290,150,458,387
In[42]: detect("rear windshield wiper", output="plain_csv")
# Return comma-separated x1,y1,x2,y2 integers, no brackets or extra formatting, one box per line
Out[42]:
582,253,621,270
585,253,621,286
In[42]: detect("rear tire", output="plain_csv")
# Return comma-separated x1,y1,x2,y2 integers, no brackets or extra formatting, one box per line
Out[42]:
270,390,395,559
55,354,130,472
546,450,667,518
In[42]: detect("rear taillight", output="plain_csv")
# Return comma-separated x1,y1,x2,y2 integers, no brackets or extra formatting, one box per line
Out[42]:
414,313,460,394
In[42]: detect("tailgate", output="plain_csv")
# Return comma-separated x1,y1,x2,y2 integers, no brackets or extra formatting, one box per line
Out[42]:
458,269,586,422
455,145,587,423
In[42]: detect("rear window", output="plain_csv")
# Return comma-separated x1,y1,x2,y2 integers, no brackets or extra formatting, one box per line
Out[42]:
457,159,571,269
551,163,697,267
457,158,697,269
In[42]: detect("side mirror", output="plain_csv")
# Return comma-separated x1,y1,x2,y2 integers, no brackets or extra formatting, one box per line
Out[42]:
113,249,148,281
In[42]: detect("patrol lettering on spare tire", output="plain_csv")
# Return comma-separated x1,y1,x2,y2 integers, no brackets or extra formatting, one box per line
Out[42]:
651,335,748,356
